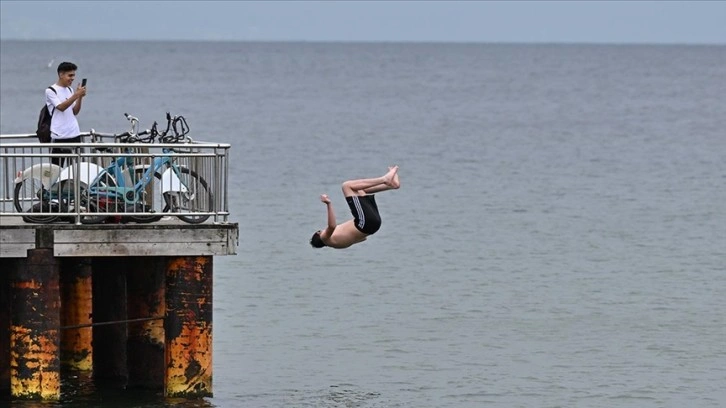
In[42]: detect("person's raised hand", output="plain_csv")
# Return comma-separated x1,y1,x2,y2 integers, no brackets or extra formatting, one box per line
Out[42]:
76,84,87,97
320,194,331,204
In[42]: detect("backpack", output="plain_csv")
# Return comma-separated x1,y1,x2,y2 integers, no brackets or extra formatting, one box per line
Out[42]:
36,86,56,143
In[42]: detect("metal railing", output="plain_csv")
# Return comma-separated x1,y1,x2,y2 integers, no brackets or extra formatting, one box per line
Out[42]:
0,132,231,224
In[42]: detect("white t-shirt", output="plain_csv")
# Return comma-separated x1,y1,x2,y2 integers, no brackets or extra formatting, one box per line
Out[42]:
46,85,80,140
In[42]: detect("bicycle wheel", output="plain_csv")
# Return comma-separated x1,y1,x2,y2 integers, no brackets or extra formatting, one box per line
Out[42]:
127,168,164,223
14,178,60,223
162,167,213,224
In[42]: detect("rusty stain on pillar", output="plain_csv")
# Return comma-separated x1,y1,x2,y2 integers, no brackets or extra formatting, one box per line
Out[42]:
127,257,165,389
164,256,213,398
60,258,93,371
1,260,15,396
92,258,128,381
10,249,61,400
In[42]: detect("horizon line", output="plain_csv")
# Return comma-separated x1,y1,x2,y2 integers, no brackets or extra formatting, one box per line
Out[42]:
1,38,724,47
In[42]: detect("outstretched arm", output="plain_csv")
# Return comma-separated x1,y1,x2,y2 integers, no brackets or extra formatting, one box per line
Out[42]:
320,194,337,235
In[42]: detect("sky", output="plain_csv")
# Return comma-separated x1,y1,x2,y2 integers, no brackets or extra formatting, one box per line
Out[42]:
1,1,725,44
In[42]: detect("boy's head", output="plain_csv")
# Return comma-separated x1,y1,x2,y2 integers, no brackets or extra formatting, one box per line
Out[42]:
56,62,78,87
310,231,325,248
57,61,77,74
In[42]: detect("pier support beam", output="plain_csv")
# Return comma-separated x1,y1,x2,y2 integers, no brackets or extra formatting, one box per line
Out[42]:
92,258,128,381
127,257,165,389
10,249,61,400
60,258,93,371
0,261,14,396
164,256,213,398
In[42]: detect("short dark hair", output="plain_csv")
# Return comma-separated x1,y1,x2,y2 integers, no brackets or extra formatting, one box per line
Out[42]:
57,62,77,74
310,231,325,248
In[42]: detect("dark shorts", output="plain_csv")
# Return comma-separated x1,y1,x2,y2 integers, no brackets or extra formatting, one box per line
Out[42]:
346,194,381,235
51,135,82,167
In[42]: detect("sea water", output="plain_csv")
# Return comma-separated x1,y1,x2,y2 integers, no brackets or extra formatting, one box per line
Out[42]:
1,41,725,408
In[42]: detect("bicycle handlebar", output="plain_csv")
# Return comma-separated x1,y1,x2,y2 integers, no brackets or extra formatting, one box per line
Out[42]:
116,129,153,144
93,112,193,146
157,112,191,144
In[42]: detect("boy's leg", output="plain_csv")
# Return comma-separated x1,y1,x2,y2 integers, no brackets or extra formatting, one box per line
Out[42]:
362,167,400,194
342,166,398,196
51,146,64,167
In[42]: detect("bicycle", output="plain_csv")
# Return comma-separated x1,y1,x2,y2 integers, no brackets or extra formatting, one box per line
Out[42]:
14,113,214,224
77,113,162,224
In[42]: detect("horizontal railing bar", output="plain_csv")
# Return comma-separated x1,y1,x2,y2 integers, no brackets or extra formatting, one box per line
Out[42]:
2,132,230,146
0,211,219,217
0,142,231,149
1,152,220,158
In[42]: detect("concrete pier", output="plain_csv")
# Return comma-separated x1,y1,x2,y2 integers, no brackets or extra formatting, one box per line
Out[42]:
0,218,237,401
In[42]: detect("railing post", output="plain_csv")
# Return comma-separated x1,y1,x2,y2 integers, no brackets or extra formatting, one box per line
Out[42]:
74,146,82,225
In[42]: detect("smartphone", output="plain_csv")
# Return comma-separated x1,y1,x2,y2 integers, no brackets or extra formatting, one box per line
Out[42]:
81,78,87,87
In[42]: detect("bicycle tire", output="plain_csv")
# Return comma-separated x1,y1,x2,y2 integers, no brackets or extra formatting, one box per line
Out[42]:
162,167,213,224
14,178,60,224
126,168,164,223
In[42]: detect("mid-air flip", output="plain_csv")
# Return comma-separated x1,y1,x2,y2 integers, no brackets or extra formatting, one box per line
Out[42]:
310,166,400,249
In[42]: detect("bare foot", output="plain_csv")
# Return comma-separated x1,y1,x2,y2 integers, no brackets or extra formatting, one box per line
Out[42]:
383,165,399,188
387,166,401,189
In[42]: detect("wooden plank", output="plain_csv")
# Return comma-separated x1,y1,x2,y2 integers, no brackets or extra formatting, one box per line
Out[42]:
0,229,34,258
55,228,226,244
55,241,229,257
227,229,238,255
54,228,233,257
1,223,238,258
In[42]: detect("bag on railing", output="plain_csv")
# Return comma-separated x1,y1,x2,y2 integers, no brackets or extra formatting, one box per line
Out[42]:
36,86,56,143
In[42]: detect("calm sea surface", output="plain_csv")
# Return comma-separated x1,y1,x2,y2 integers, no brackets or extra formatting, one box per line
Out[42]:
1,41,725,407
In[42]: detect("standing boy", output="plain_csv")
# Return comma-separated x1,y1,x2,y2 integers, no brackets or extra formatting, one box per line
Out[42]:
47,61,86,166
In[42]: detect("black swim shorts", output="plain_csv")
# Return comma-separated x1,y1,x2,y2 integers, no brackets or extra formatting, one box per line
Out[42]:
346,194,381,235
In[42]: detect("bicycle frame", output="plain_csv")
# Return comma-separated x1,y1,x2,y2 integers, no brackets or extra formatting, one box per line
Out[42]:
87,148,187,205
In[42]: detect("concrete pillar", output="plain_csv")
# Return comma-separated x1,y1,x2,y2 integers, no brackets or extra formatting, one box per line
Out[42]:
0,260,15,396
164,256,213,398
92,258,128,381
10,249,61,400
60,258,93,370
127,257,165,389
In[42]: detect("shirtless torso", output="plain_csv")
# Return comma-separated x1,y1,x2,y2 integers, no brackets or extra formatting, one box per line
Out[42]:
319,220,367,249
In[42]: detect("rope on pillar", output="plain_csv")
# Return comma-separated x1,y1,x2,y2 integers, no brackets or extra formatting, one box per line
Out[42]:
59,316,164,331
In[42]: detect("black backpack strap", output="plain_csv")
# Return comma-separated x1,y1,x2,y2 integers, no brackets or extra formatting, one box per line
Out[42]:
47,86,57,115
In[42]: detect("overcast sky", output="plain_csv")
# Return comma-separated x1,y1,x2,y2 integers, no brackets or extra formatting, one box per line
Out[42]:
1,1,724,44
